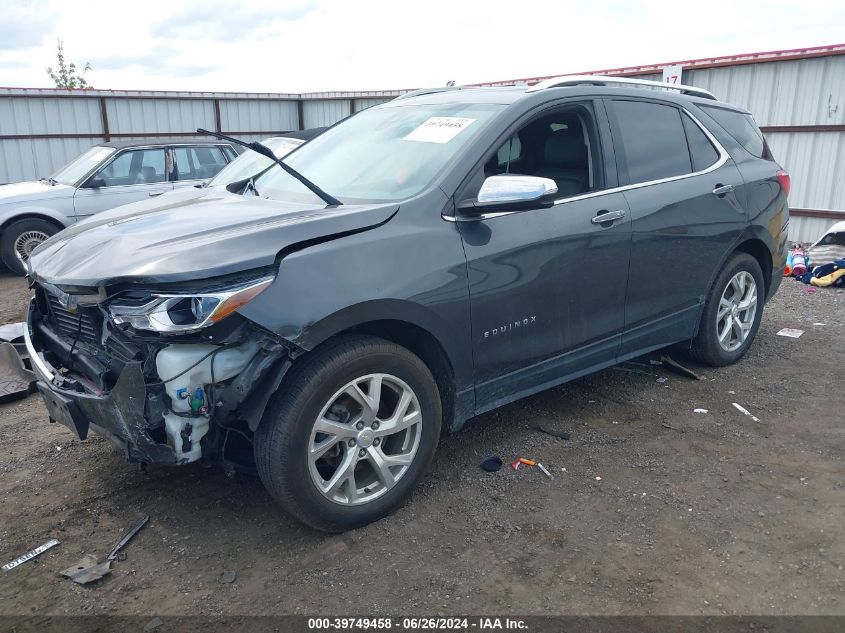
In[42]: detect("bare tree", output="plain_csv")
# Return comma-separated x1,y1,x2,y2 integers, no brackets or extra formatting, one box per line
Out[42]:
46,40,92,89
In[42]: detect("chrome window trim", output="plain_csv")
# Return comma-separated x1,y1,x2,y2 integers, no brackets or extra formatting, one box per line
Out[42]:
445,106,729,222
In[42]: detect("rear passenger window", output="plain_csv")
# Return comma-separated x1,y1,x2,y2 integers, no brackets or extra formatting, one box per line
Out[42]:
170,146,228,181
612,100,691,184
682,113,719,171
699,105,767,158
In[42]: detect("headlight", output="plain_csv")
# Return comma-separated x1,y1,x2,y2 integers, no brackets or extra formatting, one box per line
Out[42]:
109,276,273,333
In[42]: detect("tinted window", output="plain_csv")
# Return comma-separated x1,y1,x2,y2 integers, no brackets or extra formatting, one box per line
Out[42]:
171,146,228,181
700,105,766,158
97,149,165,186
481,106,601,199
682,113,719,171
613,100,691,184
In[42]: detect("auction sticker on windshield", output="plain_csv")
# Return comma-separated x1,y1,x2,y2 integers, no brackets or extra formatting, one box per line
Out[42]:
403,117,476,144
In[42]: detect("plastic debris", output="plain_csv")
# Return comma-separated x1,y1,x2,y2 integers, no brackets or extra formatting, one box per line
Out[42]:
537,425,572,440
537,463,553,479
660,355,704,380
776,328,804,338
2,539,60,571
219,570,237,584
143,617,163,632
693,408,709,414
732,402,760,422
656,377,668,384
60,515,149,584
595,476,602,481
479,456,503,472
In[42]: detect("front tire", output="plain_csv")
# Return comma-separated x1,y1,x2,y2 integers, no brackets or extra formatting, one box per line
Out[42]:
254,335,441,532
1,218,59,275
691,252,765,366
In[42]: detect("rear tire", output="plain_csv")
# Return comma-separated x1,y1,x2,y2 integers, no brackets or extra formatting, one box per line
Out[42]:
1,218,60,275
254,335,441,532
691,252,765,367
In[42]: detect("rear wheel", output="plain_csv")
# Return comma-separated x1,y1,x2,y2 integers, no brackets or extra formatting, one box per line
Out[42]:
1,218,60,275
691,252,765,366
254,335,441,532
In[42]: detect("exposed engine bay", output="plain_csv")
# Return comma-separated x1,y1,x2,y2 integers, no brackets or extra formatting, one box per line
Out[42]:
25,274,294,470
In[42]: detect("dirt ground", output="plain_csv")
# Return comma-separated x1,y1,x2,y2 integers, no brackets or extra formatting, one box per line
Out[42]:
0,270,842,617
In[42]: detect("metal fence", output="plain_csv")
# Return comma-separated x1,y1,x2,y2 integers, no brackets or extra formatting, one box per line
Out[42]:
2,44,844,242
0,88,403,184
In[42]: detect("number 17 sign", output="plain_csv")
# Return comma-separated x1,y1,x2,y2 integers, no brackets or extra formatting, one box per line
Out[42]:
662,64,683,85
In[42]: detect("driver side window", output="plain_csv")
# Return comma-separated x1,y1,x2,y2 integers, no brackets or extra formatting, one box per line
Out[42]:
480,104,603,201
96,149,166,187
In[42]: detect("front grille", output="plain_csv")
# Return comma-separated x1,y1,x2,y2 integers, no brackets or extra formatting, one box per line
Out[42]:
46,294,100,346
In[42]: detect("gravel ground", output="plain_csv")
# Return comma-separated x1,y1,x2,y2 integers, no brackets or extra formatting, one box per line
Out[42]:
0,270,843,616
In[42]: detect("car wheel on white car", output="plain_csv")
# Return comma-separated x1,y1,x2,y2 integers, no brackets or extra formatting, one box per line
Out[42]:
254,335,441,532
1,218,60,275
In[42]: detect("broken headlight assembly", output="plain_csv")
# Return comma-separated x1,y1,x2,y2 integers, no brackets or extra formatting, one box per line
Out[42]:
108,276,274,334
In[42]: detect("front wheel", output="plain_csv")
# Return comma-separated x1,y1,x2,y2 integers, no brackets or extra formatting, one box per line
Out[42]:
691,252,765,366
254,335,441,532
0,218,59,275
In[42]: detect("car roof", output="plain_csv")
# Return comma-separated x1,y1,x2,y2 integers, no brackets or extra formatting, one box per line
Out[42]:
98,139,234,149
383,82,748,114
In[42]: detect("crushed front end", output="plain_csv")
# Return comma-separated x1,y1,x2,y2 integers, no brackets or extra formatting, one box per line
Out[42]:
23,274,292,468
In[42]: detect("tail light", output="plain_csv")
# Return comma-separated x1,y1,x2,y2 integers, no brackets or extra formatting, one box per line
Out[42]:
776,169,790,197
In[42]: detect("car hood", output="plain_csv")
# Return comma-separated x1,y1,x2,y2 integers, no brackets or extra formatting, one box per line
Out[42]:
28,189,398,287
0,180,74,204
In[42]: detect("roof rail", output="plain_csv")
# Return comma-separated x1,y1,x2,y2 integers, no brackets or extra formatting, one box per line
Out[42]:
525,75,717,100
395,86,464,100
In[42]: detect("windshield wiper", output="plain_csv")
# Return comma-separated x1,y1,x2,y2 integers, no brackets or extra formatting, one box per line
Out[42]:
196,128,340,206
39,177,58,186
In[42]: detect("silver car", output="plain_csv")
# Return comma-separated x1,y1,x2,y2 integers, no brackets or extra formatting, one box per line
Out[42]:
0,140,237,274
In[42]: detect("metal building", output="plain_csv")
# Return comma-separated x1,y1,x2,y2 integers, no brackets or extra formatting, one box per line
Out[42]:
1,43,842,242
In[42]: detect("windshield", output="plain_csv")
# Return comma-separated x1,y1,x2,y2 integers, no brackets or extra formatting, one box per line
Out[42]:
51,145,115,186
208,137,303,186
254,103,504,203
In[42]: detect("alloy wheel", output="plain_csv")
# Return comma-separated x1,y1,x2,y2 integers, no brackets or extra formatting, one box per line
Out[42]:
716,271,758,352
13,230,49,263
308,373,422,506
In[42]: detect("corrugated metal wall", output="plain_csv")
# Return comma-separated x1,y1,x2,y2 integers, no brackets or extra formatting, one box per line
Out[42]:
681,56,845,242
0,89,402,184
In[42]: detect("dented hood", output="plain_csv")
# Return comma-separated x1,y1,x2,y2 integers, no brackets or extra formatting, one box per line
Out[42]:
28,189,397,287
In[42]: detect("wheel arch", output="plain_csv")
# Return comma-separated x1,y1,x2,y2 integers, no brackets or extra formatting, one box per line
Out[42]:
278,300,474,434
703,229,776,305
734,237,773,297
0,210,68,234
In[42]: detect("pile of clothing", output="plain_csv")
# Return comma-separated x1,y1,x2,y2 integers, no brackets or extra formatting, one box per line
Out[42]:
796,221,845,288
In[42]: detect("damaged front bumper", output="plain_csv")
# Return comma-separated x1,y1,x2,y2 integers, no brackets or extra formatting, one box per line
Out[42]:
21,297,291,466
22,314,180,464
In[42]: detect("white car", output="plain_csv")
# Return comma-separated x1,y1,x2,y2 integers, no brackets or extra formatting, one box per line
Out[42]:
0,140,238,274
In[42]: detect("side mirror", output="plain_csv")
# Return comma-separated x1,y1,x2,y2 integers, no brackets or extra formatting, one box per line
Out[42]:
458,175,558,216
83,177,106,189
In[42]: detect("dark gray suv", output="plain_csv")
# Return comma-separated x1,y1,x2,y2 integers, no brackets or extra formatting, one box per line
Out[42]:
16,76,789,532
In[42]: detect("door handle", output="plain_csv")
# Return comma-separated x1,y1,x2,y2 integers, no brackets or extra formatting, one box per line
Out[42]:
712,184,735,197
148,192,164,197
591,209,626,225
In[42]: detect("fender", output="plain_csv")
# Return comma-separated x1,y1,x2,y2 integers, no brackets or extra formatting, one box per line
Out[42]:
0,204,72,231
237,198,475,392
699,222,781,320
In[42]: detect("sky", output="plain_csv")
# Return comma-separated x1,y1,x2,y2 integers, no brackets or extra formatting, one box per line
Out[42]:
0,0,843,93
